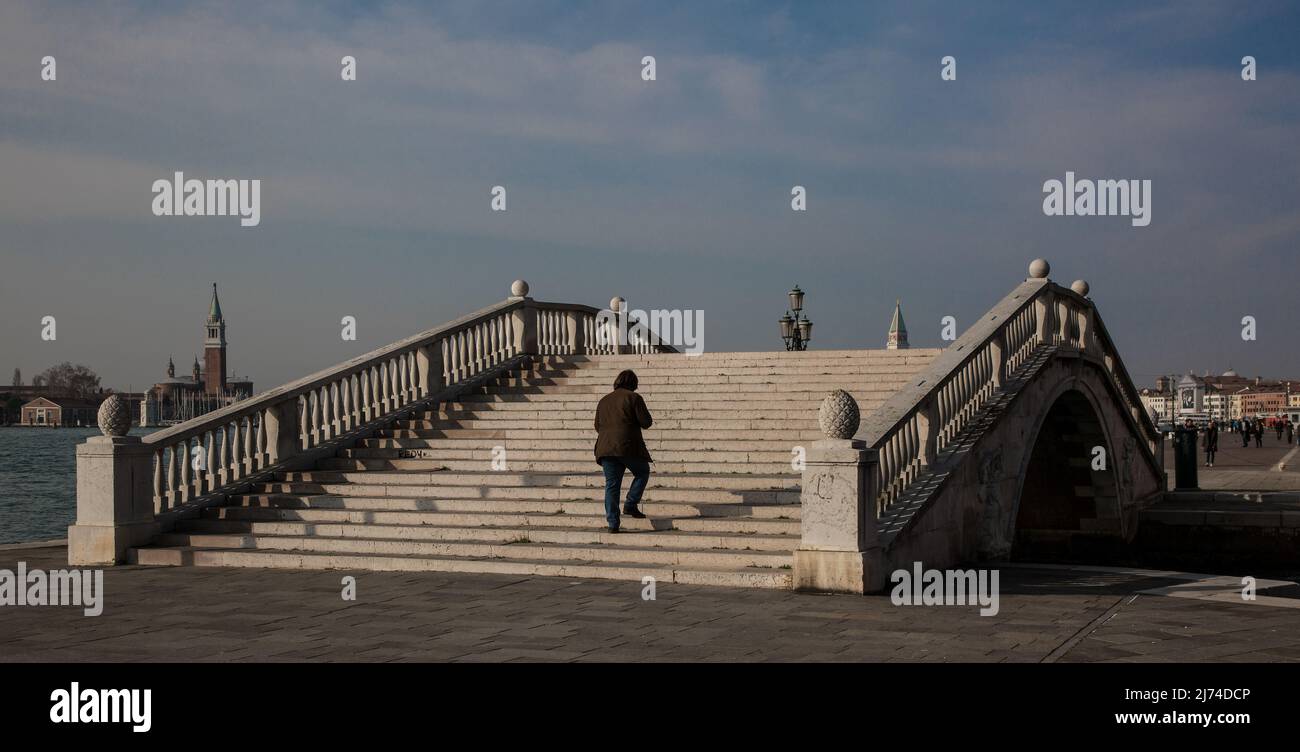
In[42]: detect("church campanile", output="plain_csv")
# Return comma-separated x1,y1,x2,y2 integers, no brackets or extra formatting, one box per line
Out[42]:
203,283,228,396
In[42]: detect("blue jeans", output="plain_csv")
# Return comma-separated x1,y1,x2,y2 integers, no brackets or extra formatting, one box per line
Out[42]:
599,456,650,529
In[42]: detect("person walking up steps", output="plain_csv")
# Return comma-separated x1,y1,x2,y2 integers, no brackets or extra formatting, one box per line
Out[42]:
594,369,654,533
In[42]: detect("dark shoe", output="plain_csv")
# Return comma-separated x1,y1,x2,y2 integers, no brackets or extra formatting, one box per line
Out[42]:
623,507,647,519
607,526,620,533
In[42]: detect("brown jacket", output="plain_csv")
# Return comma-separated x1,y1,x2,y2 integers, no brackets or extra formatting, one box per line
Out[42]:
593,388,653,464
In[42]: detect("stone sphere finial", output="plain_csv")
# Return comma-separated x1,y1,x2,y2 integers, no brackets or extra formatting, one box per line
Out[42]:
818,389,860,439
97,394,130,437
510,279,530,298
1028,259,1050,279
1071,279,1090,297
610,296,624,313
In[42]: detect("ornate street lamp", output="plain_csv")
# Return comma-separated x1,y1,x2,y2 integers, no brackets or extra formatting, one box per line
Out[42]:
780,285,812,351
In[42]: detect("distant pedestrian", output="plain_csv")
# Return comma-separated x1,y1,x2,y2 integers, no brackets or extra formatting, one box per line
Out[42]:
594,369,654,533
1241,420,1251,447
1204,420,1218,467
1288,422,1294,445
1277,421,1285,441
1255,419,1264,448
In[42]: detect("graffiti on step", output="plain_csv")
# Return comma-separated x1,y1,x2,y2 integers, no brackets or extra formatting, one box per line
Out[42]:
396,449,436,459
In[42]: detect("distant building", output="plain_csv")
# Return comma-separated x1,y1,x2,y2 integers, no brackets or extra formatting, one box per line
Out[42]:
1139,388,1172,422
144,284,253,425
886,300,909,350
20,396,99,427
1239,387,1289,418
1148,369,1296,423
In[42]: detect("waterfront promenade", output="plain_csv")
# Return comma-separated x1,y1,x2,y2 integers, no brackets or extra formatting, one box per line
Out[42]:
1163,432,1300,492
2,541,1298,662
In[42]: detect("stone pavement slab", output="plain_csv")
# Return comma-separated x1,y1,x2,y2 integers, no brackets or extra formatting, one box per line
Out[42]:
2,544,1299,662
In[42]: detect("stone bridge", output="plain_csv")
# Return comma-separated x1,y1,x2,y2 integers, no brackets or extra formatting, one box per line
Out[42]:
70,260,1168,592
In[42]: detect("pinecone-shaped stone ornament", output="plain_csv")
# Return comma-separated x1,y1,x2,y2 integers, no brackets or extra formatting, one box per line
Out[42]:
97,394,131,437
818,389,860,439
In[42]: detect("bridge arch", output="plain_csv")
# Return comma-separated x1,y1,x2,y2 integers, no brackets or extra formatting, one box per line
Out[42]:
879,352,1164,573
1009,381,1124,560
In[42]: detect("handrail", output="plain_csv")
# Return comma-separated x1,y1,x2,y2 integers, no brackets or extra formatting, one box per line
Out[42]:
136,285,676,515
144,297,525,446
858,276,1159,519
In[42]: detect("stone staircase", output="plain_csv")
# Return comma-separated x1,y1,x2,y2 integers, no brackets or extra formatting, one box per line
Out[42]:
130,350,939,588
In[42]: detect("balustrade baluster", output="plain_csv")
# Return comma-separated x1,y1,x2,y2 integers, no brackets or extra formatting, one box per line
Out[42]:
167,446,179,508
180,439,193,502
301,393,312,448
232,419,245,478
153,449,164,512
218,426,231,486
351,373,362,425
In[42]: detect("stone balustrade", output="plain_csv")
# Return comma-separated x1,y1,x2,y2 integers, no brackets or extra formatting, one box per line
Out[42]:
69,281,675,565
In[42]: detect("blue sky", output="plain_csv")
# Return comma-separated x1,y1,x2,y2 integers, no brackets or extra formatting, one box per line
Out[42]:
1,0,1298,391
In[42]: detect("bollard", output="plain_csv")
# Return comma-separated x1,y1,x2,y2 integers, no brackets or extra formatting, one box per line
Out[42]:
1172,424,1199,490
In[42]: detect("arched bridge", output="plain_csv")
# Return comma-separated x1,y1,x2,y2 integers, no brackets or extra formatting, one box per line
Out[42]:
70,261,1166,593
796,260,1165,592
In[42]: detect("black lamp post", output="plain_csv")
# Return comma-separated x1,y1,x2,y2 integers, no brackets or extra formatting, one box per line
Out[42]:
780,285,813,351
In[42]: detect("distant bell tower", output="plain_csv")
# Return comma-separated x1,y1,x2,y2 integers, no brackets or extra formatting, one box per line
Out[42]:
203,283,228,396
886,299,909,350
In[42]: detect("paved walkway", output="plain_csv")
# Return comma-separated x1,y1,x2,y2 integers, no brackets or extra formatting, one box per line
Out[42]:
2,543,1299,662
1164,432,1300,491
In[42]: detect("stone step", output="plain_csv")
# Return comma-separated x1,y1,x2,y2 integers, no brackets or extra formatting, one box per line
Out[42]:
176,518,796,551
548,350,939,364
128,546,793,589
476,383,903,395
454,390,891,404
218,495,801,519
452,385,897,398
381,427,831,441
150,532,793,569
275,469,799,490
399,418,824,430
425,407,839,420
199,506,802,533
357,437,801,451
250,481,798,504
540,358,918,368
512,372,930,382
318,457,797,474
507,374,924,386
343,446,798,462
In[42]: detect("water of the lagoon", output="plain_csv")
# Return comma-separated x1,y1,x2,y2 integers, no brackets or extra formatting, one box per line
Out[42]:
0,426,158,544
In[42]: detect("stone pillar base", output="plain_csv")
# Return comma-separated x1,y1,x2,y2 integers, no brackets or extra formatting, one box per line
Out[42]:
68,520,160,566
72,434,157,566
794,548,885,594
